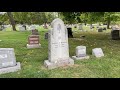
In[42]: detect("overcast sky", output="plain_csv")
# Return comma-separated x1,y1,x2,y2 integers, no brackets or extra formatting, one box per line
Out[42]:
0,12,6,15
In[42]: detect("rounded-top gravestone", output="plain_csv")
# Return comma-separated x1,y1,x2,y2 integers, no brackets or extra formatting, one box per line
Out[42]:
44,18,74,69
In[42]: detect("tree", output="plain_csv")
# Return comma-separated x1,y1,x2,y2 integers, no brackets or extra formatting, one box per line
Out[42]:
7,12,16,31
59,12,82,24
104,12,120,29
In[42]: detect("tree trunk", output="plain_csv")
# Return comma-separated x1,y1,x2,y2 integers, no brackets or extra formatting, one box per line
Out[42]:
7,12,16,31
107,16,110,29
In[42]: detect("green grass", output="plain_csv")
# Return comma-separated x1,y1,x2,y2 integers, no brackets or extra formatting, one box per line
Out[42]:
0,26,120,78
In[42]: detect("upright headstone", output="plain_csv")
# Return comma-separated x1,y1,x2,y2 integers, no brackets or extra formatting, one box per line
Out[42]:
111,27,120,40
0,48,21,74
103,27,106,30
31,29,39,35
98,28,103,32
72,46,89,60
45,32,48,39
22,25,26,30
92,48,104,57
67,28,73,38
27,35,41,48
44,18,74,69
79,24,83,30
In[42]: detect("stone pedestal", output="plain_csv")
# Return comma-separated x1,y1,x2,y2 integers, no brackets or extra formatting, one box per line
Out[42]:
72,55,89,60
0,62,21,74
27,44,41,49
44,58,74,69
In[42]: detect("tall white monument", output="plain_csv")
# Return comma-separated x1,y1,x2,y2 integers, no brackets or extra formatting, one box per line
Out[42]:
44,18,74,69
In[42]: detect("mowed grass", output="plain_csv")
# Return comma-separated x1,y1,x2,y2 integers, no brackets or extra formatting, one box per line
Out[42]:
0,26,120,78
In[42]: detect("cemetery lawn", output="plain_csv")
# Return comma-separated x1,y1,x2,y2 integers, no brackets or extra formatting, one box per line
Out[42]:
0,27,120,78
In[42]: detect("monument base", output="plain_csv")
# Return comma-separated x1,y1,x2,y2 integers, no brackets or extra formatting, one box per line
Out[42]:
72,55,89,60
27,44,41,49
0,62,21,74
44,58,74,69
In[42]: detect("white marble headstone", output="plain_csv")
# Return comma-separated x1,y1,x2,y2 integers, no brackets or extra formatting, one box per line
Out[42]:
76,46,86,57
44,18,74,69
48,18,69,63
92,48,104,57
72,46,89,60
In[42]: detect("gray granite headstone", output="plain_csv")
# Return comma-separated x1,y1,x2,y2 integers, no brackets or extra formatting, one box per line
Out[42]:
0,48,16,68
92,48,104,57
0,48,21,74
45,32,48,39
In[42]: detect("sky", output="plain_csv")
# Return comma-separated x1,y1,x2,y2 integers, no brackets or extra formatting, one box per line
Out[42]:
0,12,6,15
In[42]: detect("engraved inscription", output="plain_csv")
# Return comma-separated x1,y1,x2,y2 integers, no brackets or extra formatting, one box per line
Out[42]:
0,54,7,59
29,38,38,40
57,24,61,33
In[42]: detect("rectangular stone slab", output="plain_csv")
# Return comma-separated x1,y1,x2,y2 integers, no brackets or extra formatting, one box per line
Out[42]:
44,58,74,69
0,48,16,69
27,44,41,49
72,55,89,60
0,62,21,74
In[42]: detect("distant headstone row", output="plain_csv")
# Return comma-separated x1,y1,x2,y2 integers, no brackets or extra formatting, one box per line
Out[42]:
0,18,105,74
98,27,106,32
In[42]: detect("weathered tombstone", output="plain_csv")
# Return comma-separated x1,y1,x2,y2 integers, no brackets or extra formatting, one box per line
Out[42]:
22,25,26,30
98,28,103,32
103,27,106,30
92,48,104,57
27,35,41,48
45,32,48,39
111,30,120,40
44,18,74,69
31,29,39,35
72,46,89,60
67,28,73,38
0,48,21,74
